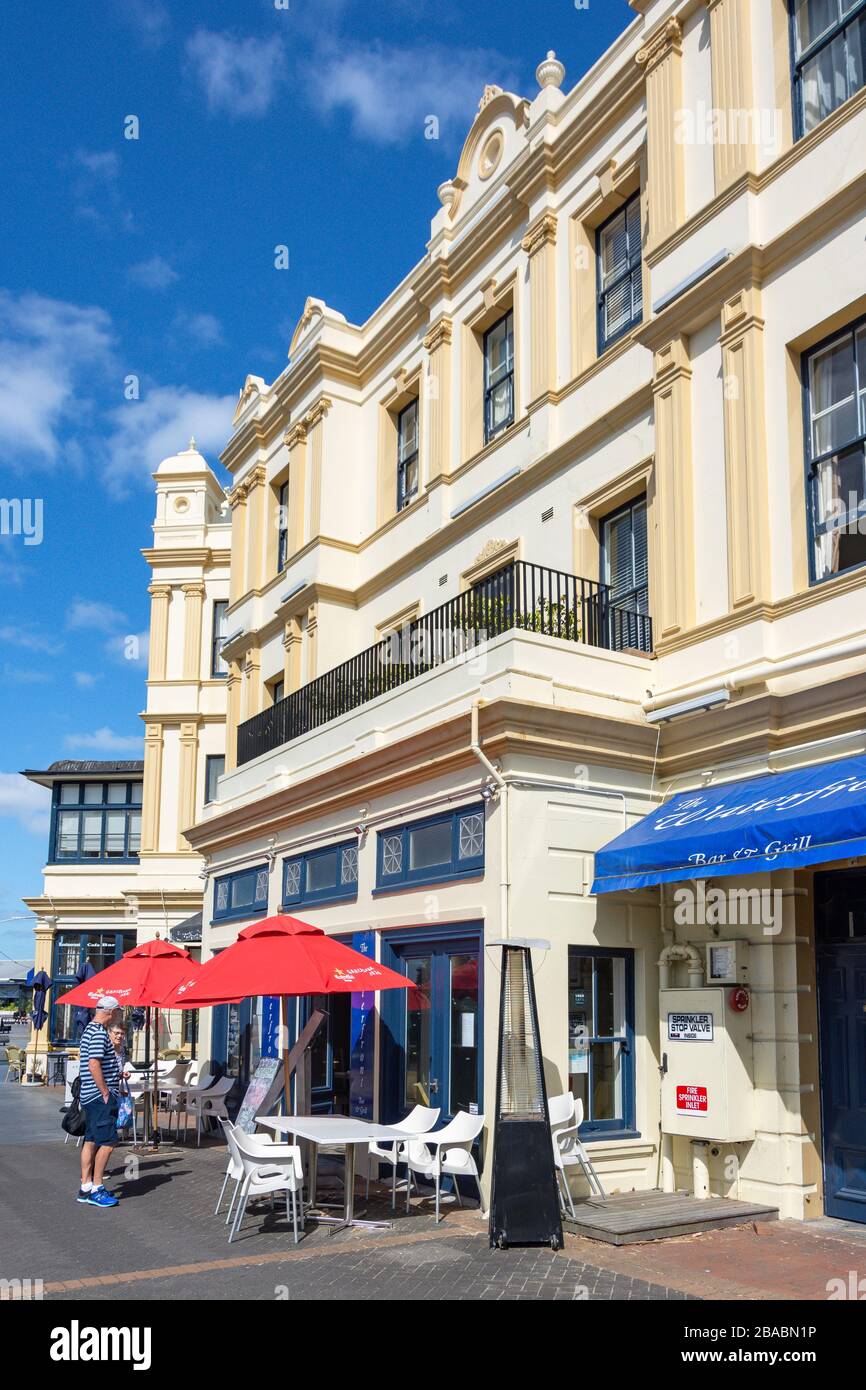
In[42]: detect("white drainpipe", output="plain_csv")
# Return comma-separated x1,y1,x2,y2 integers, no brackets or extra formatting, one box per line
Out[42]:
470,703,509,940
642,633,866,717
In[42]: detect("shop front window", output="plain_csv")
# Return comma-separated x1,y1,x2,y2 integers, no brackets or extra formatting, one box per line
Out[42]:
567,947,635,1136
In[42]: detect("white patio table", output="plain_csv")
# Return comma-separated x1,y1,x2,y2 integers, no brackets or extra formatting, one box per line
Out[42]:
256,1114,408,1231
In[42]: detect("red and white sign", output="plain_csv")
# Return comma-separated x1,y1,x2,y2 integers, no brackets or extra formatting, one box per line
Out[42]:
676,1084,708,1113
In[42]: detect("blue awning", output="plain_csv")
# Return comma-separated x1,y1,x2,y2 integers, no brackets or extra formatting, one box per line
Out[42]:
591,753,866,894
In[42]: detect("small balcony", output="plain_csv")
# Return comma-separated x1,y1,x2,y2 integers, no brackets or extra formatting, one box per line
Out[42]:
237,560,652,767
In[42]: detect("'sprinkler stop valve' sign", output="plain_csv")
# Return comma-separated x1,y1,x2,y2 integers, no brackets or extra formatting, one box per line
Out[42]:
676,1084,708,1113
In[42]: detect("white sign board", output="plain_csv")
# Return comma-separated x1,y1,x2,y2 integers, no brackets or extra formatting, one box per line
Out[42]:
667,1012,714,1042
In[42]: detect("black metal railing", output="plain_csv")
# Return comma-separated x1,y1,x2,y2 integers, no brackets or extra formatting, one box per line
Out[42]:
237,561,652,766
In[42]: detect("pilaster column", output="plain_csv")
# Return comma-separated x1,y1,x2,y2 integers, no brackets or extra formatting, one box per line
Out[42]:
652,335,695,639
228,485,247,605
147,584,171,682
719,286,770,609
305,605,318,683
181,582,205,681
636,18,685,248
177,720,199,850
521,212,558,402
423,317,452,485
141,722,164,852
225,659,242,773
305,397,331,542
244,465,268,593
707,0,756,191
285,421,308,558
283,617,302,694
243,647,261,722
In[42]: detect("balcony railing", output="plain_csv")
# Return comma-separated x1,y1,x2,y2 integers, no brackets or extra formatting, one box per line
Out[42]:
237,561,652,766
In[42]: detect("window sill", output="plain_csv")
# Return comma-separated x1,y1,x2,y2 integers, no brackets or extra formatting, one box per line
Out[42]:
210,905,268,927
372,869,484,897
281,892,358,911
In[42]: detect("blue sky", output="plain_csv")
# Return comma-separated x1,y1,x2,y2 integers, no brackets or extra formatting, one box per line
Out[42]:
0,0,634,958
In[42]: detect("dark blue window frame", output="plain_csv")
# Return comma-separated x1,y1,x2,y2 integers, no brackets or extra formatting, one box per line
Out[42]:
375,805,485,893
596,191,643,356
789,0,866,141
49,930,135,1045
483,311,515,443
568,945,638,1140
211,600,229,678
212,863,269,924
397,399,420,511
282,840,359,909
802,311,866,586
49,782,142,865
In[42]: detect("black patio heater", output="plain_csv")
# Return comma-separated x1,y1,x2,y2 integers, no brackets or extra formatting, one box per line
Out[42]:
489,938,563,1250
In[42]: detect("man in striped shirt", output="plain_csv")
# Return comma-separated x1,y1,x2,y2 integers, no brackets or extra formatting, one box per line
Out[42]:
77,996,122,1208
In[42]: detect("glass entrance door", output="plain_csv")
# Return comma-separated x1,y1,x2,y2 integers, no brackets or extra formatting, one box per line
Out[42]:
382,929,482,1122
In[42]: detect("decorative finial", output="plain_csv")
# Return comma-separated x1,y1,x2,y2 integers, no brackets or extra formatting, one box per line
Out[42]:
187,436,197,452
478,84,503,112
536,50,565,91
437,179,459,211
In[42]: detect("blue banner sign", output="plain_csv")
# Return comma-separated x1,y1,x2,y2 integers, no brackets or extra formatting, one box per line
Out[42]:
349,931,376,1120
592,753,866,894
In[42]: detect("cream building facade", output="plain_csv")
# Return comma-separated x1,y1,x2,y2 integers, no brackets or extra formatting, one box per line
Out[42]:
22,443,230,1071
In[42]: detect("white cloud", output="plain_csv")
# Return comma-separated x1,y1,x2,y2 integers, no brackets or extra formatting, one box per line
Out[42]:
0,291,114,465
186,29,286,118
66,599,129,633
129,255,179,290
0,624,64,656
102,384,234,494
63,727,143,754
116,0,170,46
0,773,50,835
74,149,120,180
315,42,514,145
173,310,224,347
73,671,101,688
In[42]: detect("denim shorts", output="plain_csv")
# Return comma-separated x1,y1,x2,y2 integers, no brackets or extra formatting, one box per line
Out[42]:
83,1094,120,1146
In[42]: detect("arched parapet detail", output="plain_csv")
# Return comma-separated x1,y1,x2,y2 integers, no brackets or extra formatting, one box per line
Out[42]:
437,87,529,225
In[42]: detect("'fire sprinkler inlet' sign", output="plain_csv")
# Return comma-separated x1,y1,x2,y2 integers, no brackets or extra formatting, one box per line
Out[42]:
668,1012,714,1042
676,1084,708,1113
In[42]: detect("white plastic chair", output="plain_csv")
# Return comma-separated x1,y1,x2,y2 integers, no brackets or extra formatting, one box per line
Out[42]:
405,1111,485,1222
229,1128,304,1244
366,1104,441,1209
215,1117,277,1224
185,1076,233,1145
552,1095,607,1213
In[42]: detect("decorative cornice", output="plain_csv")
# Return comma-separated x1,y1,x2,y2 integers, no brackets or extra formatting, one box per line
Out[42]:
636,17,682,73
285,420,308,451
181,582,206,598
304,396,333,430
521,210,558,257
147,583,172,598
423,317,453,353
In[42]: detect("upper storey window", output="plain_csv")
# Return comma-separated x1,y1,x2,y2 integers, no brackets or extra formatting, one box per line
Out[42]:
805,316,866,582
52,782,142,863
483,311,514,443
791,0,866,136
397,399,419,510
277,480,289,571
596,193,642,355
211,600,228,678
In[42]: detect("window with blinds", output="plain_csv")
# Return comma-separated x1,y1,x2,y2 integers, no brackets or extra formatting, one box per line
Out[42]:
596,192,643,354
601,497,649,616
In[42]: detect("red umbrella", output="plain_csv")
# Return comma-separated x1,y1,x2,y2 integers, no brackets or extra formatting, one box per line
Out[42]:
60,938,201,1145
159,914,409,1103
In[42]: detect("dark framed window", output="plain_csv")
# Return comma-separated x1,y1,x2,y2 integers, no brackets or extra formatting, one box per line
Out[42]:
213,864,269,922
790,0,866,137
211,600,229,678
568,946,637,1138
397,399,419,510
483,311,514,443
272,679,285,706
804,314,866,582
277,480,289,572
375,805,484,892
596,192,643,354
50,930,135,1046
51,782,142,864
204,755,224,805
282,840,359,909
600,495,650,652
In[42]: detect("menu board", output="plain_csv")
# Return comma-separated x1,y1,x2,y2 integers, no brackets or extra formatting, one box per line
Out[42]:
235,1056,283,1134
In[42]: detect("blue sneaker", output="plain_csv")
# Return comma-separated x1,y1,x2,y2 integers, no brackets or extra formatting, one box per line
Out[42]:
76,1187,91,1203
86,1186,119,1208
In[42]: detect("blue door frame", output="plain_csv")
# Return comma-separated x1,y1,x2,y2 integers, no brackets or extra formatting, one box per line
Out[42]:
379,923,484,1126
816,871,866,1223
